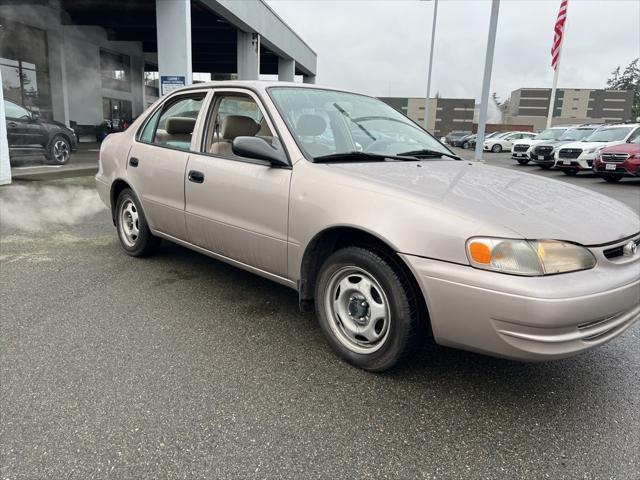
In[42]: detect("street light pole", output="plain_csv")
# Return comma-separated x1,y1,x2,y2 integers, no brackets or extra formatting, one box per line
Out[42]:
423,0,438,132
474,0,500,161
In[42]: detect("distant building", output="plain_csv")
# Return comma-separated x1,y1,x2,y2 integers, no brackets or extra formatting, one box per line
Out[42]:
379,97,475,136
506,88,633,130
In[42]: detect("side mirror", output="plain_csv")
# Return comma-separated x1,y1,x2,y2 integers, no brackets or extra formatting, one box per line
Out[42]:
232,136,289,167
30,111,39,122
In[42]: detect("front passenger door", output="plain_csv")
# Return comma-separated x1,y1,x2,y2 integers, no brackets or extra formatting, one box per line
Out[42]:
185,90,291,277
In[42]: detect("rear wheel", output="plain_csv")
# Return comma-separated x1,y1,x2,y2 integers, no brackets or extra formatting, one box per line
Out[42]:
603,174,622,183
563,168,579,176
491,144,502,153
115,189,160,257
516,158,529,165
315,246,423,371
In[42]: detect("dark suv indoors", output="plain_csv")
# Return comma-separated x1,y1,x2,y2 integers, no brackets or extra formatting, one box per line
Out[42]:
4,99,77,164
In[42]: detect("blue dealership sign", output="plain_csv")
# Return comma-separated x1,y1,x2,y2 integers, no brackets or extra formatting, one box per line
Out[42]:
160,75,186,96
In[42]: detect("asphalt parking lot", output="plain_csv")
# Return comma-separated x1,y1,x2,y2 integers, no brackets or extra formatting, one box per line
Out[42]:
1,157,639,479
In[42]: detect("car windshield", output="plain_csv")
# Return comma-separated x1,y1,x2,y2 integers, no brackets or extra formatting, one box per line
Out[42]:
536,128,566,140
269,87,451,161
557,128,595,141
584,127,633,142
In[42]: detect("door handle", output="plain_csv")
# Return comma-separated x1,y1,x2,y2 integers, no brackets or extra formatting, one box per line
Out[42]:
129,157,139,167
188,170,205,183
7,122,17,128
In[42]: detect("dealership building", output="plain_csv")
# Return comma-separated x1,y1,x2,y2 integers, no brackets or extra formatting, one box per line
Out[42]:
506,87,634,130
0,0,317,136
379,97,475,136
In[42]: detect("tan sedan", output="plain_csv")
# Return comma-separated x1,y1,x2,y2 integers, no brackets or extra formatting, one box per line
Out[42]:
96,81,640,371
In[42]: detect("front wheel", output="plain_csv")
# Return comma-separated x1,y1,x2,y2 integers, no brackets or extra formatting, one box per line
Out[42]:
46,135,71,165
563,168,579,176
115,189,160,257
462,142,469,149
516,158,529,165
539,163,552,170
491,144,502,153
315,246,424,371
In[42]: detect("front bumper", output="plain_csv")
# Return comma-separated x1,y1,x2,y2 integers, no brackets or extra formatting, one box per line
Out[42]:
400,240,640,361
530,153,554,166
554,153,596,170
593,159,640,177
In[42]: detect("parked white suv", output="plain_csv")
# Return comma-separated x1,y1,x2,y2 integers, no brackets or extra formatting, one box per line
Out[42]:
511,126,570,165
554,123,640,176
484,131,537,153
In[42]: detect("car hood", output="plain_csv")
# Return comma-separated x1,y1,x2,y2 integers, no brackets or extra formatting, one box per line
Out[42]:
329,160,639,245
559,140,623,151
601,143,640,155
533,139,576,148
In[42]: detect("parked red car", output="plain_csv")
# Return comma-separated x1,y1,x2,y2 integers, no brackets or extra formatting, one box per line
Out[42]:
593,130,640,182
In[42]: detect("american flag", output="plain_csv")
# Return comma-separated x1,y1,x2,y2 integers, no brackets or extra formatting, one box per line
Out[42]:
551,0,568,70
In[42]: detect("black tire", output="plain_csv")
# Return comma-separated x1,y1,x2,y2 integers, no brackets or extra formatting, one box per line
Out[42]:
491,144,502,153
115,188,160,257
315,246,424,372
539,164,552,170
603,174,622,183
563,168,579,176
462,142,469,149
46,135,71,165
516,158,529,165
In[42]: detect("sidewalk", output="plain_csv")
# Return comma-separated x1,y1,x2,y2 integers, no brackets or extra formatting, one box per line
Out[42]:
10,143,100,181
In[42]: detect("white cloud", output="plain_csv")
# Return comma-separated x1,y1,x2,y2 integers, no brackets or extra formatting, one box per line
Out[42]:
266,0,640,100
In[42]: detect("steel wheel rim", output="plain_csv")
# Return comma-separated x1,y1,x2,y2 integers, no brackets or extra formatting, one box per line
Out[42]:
53,139,70,163
119,199,140,247
324,266,391,354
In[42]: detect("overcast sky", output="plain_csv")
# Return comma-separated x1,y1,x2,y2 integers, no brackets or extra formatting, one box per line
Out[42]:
265,0,640,102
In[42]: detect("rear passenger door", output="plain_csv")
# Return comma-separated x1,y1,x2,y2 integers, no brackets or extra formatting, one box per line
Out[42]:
126,90,209,240
184,89,291,277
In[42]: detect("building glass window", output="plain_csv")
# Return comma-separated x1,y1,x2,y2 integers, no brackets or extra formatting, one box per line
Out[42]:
0,19,52,119
101,50,131,91
102,97,133,131
144,65,159,99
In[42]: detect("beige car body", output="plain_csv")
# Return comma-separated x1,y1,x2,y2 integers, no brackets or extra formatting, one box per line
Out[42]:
96,81,640,361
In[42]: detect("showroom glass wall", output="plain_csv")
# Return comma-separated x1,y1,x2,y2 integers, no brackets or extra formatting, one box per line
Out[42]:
0,19,52,119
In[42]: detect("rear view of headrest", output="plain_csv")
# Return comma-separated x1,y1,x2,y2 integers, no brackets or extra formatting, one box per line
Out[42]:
165,117,196,135
297,114,326,136
221,115,260,140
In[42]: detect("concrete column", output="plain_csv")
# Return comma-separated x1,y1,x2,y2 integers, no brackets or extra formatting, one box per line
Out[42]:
237,31,260,80
155,0,192,93
0,68,11,185
303,74,316,84
278,58,295,82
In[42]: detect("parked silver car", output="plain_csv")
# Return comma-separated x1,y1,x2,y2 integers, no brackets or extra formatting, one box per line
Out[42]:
96,81,640,371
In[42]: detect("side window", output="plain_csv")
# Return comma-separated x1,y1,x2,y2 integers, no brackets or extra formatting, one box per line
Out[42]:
139,108,161,143
4,100,30,119
207,94,274,157
152,94,204,151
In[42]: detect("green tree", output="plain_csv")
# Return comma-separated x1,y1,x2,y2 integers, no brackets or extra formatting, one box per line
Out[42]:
607,58,639,121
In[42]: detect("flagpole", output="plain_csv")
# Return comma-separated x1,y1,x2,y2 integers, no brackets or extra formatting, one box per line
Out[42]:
546,42,562,129
546,1,568,129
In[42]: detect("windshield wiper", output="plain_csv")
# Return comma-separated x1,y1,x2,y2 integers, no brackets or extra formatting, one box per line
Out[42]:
313,151,420,163
396,148,461,160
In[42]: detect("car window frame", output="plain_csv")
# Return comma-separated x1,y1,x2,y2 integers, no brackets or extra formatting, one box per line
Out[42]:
625,127,640,143
196,87,291,168
135,89,212,153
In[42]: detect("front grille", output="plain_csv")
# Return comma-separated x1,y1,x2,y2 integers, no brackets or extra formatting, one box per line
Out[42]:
603,237,640,259
534,146,553,156
601,153,629,163
513,144,529,152
559,148,582,159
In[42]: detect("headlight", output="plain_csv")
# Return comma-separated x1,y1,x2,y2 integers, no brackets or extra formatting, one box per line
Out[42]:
585,146,604,154
466,237,596,276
